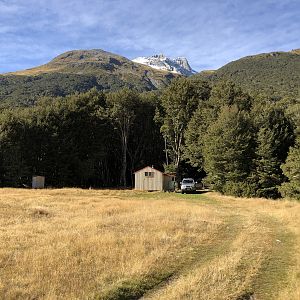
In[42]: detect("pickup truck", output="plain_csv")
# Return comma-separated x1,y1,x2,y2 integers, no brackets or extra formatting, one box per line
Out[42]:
180,178,196,194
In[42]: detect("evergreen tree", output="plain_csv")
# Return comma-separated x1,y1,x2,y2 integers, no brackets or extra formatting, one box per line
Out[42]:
209,80,252,112
279,138,300,199
254,108,294,198
0,110,31,185
185,81,251,171
203,105,254,195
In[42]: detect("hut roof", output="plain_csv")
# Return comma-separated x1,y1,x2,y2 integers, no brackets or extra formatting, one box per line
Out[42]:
133,166,163,174
133,166,174,177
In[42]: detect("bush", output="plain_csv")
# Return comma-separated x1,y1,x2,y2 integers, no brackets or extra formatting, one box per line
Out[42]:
223,181,257,198
279,182,300,200
255,186,281,199
202,176,223,192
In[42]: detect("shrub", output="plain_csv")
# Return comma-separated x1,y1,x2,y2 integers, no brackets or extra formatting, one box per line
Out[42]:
279,182,300,200
223,181,257,198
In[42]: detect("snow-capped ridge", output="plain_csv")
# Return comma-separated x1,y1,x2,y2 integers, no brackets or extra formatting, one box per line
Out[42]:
132,54,196,76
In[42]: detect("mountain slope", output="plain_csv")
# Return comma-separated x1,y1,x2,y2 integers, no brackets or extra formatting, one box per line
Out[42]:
0,49,179,106
196,49,300,98
132,54,196,76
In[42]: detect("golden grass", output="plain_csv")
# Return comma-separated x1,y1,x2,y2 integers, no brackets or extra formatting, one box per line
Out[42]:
4,65,61,76
0,189,299,300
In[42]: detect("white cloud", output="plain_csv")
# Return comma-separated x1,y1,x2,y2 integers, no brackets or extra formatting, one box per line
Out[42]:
0,0,300,72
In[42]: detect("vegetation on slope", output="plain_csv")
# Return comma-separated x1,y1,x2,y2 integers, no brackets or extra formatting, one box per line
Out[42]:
196,50,300,98
0,49,178,107
2,48,300,107
0,73,102,107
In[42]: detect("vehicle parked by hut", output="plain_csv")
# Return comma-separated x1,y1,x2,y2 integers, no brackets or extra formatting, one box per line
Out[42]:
180,178,196,194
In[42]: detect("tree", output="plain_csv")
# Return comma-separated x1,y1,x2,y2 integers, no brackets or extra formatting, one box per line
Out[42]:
106,88,140,187
279,138,300,199
254,107,294,198
0,110,31,186
185,81,252,172
127,92,164,184
209,80,252,112
184,102,214,170
156,78,209,180
0,89,119,188
203,105,254,195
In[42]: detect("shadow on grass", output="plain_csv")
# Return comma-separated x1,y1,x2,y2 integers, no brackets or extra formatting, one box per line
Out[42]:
181,190,210,195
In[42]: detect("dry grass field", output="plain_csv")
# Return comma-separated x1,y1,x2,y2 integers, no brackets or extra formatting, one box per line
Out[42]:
0,188,299,300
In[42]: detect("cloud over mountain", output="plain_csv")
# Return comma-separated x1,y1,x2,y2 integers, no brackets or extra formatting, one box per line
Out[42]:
1,0,299,73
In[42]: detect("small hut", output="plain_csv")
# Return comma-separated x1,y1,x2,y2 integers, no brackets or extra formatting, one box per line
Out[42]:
134,166,175,191
32,176,45,189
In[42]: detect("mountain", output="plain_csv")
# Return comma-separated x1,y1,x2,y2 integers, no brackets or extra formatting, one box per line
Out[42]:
0,49,179,107
2,48,300,107
132,54,196,76
196,49,300,98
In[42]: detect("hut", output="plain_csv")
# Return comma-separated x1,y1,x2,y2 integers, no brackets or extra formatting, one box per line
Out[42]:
32,176,45,189
134,166,175,191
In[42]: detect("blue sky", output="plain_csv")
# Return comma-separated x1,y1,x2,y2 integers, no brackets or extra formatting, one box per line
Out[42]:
0,0,299,73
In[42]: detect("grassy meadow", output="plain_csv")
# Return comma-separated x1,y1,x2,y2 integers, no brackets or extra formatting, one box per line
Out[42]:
0,188,299,299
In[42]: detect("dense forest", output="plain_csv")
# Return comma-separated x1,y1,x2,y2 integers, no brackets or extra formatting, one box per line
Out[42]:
0,77,299,200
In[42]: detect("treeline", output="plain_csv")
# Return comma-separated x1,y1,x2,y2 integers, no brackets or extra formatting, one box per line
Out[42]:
156,78,300,199
0,78,299,199
0,89,164,187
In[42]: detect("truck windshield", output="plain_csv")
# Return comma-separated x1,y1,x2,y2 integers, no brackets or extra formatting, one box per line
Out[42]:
182,179,193,184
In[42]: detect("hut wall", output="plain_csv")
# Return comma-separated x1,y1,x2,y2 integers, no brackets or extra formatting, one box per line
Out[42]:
135,167,163,191
32,176,45,189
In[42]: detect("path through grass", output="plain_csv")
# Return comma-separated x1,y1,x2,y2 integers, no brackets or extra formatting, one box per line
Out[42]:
0,189,299,299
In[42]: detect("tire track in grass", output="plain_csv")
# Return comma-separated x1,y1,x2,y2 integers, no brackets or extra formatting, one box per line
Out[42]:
95,196,296,300
94,215,242,300
144,212,269,300
239,214,296,300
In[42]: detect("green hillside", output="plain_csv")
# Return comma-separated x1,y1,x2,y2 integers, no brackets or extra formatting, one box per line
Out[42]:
2,48,300,107
0,49,178,106
197,49,300,98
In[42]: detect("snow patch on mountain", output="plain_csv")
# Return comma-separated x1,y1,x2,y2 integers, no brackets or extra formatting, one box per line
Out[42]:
132,54,196,76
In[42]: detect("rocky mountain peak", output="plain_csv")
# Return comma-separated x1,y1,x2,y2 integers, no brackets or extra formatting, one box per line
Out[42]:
132,54,196,76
